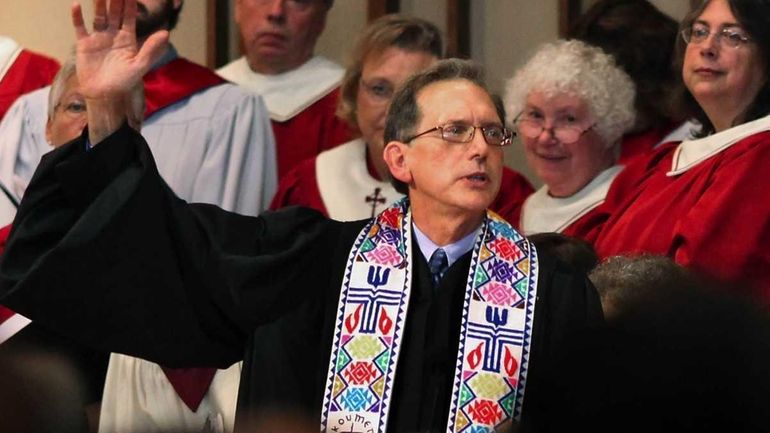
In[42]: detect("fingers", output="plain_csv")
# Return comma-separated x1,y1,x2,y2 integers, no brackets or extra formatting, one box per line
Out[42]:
72,2,89,39
107,0,124,30
123,0,137,34
93,0,107,22
92,0,110,31
137,30,170,73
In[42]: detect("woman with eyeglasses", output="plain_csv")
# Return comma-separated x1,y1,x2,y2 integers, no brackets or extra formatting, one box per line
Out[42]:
593,0,770,301
270,14,534,225
503,39,635,239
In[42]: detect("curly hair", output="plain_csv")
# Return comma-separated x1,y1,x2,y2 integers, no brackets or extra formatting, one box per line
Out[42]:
504,39,636,148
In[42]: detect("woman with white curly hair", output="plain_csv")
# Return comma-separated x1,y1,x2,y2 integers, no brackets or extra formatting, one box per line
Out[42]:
504,39,635,239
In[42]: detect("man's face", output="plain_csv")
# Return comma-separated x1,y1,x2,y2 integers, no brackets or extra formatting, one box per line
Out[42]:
46,74,88,147
392,79,504,219
235,0,328,74
136,0,182,39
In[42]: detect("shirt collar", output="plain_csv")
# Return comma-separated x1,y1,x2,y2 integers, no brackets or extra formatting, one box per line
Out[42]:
521,165,623,235
215,55,343,121
669,114,770,176
412,222,480,268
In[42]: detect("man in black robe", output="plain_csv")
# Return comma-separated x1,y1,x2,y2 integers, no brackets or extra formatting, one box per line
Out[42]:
0,1,602,431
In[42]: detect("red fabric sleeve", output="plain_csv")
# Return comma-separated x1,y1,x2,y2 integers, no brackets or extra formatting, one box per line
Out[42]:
271,88,356,179
0,50,60,120
269,156,329,216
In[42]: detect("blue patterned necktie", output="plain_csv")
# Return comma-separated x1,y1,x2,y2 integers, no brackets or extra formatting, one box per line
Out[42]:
428,248,449,289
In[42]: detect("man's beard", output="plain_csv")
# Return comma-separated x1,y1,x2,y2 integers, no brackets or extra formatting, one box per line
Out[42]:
136,1,176,39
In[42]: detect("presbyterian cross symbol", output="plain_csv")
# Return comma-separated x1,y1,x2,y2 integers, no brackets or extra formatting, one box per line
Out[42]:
365,187,387,218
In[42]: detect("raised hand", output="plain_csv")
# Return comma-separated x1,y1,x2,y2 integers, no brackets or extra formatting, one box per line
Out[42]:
71,0,168,144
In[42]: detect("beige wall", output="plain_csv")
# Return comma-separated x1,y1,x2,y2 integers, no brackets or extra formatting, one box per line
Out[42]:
1,1,208,65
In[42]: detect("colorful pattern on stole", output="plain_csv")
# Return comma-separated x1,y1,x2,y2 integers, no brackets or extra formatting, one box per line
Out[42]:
320,198,538,433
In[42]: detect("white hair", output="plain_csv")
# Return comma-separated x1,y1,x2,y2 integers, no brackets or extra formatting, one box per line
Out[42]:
504,39,636,147
47,59,76,119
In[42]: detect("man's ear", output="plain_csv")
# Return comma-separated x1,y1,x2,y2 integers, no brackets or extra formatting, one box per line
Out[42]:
383,140,412,185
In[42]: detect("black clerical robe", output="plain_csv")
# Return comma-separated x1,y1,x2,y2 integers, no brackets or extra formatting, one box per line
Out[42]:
0,125,602,432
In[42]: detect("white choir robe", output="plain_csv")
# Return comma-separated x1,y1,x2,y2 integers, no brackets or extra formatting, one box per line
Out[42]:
99,82,277,433
0,79,277,433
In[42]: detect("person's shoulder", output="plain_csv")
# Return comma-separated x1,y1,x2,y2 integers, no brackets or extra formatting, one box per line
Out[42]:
9,86,50,115
150,83,266,124
189,82,264,110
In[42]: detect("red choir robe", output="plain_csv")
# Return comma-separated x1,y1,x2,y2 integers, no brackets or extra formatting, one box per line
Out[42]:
217,56,353,179
143,57,226,118
271,137,534,229
593,116,770,301
617,124,678,165
271,88,353,179
0,47,59,121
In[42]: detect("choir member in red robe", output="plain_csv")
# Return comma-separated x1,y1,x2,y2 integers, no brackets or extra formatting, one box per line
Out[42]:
270,14,533,227
0,3,604,430
0,37,59,121
504,40,635,241
593,0,770,302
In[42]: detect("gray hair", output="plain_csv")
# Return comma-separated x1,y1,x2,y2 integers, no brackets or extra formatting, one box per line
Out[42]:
47,57,145,128
589,254,692,320
504,39,636,148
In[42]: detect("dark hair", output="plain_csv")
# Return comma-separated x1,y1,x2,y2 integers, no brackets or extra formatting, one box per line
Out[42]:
589,254,693,319
569,0,685,131
337,14,443,129
383,59,503,194
675,0,770,137
528,232,599,275
554,256,770,432
167,1,183,30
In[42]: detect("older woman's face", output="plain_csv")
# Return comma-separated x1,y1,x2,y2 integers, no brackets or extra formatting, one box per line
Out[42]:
682,0,766,128
355,47,437,176
45,74,87,148
520,92,613,197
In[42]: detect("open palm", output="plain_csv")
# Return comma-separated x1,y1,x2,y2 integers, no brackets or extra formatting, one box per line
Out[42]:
72,0,168,100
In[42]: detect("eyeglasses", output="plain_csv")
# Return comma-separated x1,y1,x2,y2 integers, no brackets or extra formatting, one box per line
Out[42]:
681,23,752,49
514,114,594,144
405,123,513,147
